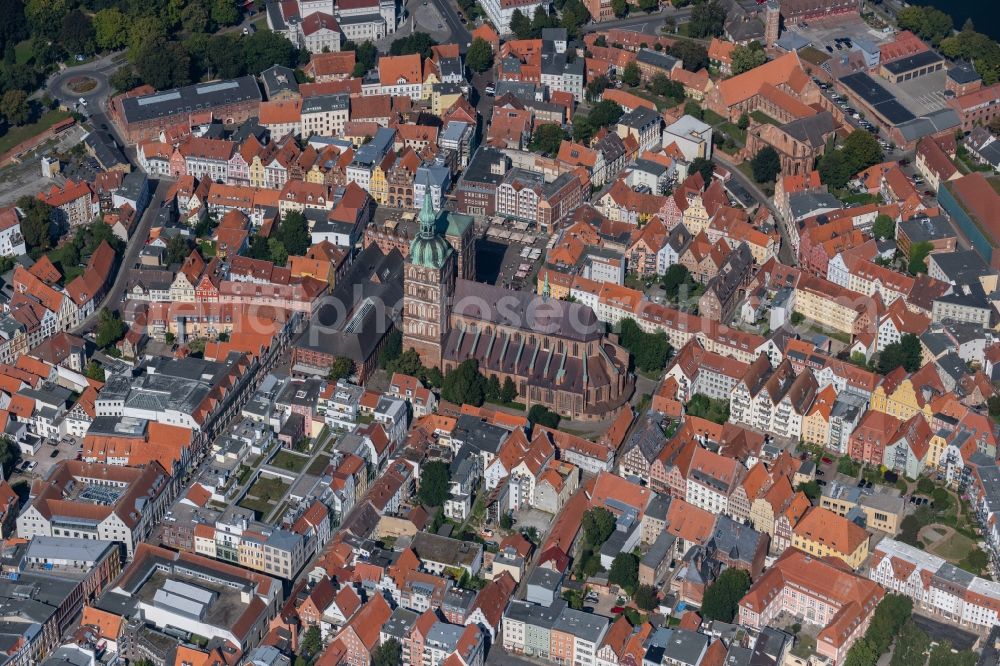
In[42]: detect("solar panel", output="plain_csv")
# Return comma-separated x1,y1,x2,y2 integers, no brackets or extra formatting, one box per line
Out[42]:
137,91,181,107
196,81,240,95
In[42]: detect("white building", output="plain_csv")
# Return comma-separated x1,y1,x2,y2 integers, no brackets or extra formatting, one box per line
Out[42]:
870,538,1000,630
481,0,549,35
664,115,714,161
0,208,26,257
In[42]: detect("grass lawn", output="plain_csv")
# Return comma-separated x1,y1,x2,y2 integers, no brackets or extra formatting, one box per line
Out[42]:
307,454,331,476
199,240,217,258
246,476,289,503
486,398,527,411
701,108,726,126
238,496,272,518
927,530,977,562
839,192,881,206
14,40,32,65
252,15,268,31
718,122,746,146
270,450,308,473
750,110,782,126
0,109,73,156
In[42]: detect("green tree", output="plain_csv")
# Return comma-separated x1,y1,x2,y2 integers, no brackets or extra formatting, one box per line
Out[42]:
528,404,561,428
530,123,567,154
500,377,517,403
441,359,488,406
0,89,29,126
611,0,628,18
277,211,310,256
662,264,691,299
841,130,883,175
485,374,502,402
244,29,299,74
750,146,781,183
499,512,513,529
466,37,493,73
889,620,930,666
0,437,19,479
351,40,378,77
797,480,820,500
84,360,105,382
638,0,658,11
300,626,322,657
93,8,128,51
690,157,714,184
670,39,709,71
389,31,437,58
818,149,852,189
561,0,591,36
651,73,684,100
634,584,658,610
896,6,953,46
588,99,623,127
701,568,751,622
25,0,68,41
165,235,193,266
876,334,923,374
372,639,402,666
95,307,127,349
387,348,424,378
572,115,593,143
737,113,750,130
907,240,933,275
16,196,53,252
731,41,766,75
268,239,288,267
181,3,211,33
134,38,191,89
872,214,895,240
328,356,354,381
685,394,730,424
110,66,140,93
418,460,450,506
688,0,725,37
684,100,704,120
211,0,241,27
608,552,639,593
378,329,403,369
530,5,556,36
510,9,532,39
621,61,641,87
60,9,95,56
582,507,616,546
586,75,613,102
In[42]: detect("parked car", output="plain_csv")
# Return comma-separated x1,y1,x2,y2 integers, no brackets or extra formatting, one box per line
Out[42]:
821,457,833,464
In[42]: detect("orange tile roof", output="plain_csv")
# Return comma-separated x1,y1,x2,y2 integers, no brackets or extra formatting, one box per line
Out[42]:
379,54,423,86
259,99,302,125
601,88,656,112
665,498,715,545
715,52,807,108
793,506,870,556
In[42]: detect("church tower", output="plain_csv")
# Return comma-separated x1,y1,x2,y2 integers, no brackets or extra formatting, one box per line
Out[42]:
402,184,457,369
764,0,781,47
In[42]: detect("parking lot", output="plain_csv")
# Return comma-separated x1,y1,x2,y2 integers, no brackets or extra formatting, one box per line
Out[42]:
786,15,890,59
13,434,83,482
888,69,949,115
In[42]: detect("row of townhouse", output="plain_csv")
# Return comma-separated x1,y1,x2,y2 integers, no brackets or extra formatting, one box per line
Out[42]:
870,538,1000,629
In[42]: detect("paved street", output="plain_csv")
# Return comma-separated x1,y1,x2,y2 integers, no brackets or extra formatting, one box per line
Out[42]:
73,178,171,336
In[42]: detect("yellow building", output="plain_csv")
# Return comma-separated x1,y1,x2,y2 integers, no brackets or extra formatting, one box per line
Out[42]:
249,156,266,189
432,87,463,116
792,506,870,569
306,165,326,185
926,432,948,468
535,268,573,300
801,385,836,447
869,366,936,423
820,488,904,536
421,70,440,101
370,158,390,206
793,276,865,336
681,193,710,235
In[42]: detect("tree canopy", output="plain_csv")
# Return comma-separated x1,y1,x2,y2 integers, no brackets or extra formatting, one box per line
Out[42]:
582,507,616,546
530,123,568,155
876,334,922,374
16,196,52,253
731,41,766,75
896,6,953,46
389,31,437,58
688,0,726,38
441,359,488,406
528,404,561,428
466,37,493,73
750,146,781,183
619,318,671,373
95,307,127,349
622,61,641,87
908,240,933,275
608,552,639,593
690,157,714,185
327,357,354,382
418,460,450,507
872,214,895,240
701,568,751,622
670,39,709,71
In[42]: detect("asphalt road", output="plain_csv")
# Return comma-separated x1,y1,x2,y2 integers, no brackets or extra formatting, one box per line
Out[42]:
72,178,171,336
580,7,692,35
425,0,471,51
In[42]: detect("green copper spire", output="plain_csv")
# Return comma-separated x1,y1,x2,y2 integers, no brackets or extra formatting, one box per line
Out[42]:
408,172,453,270
418,184,437,239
